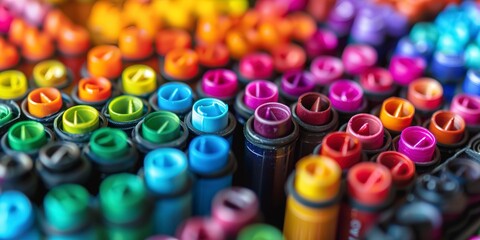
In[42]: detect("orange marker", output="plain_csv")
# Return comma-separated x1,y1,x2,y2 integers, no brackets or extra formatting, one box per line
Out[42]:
163,49,199,82
258,20,289,50
271,43,306,73
86,45,122,79
57,24,90,56
226,28,254,59
0,37,20,70
379,97,416,134
407,78,443,120
8,18,28,46
283,155,341,240
76,77,112,104
119,27,153,60
195,43,230,69
22,28,54,62
196,16,232,45
155,29,192,57
287,12,317,42
43,9,70,40
427,110,468,161
26,87,63,118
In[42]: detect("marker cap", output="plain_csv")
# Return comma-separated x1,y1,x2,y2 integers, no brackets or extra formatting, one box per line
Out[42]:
0,4,14,34
0,38,19,70
100,173,146,223
346,113,384,150
201,69,238,98
22,27,54,61
280,71,315,97
8,18,27,46
195,16,231,45
379,97,415,132
239,53,274,80
90,128,129,159
225,28,254,60
189,135,229,174
376,151,415,188
164,49,199,81
0,191,35,239
326,0,356,37
7,121,47,152
196,44,230,68
347,162,392,205
341,44,377,75
295,92,331,126
107,95,144,122
398,126,436,163
237,224,284,240
271,43,306,73
430,51,465,83
428,111,465,145
144,148,188,194
119,27,153,60
192,98,229,133
142,111,181,144
304,29,338,58
87,45,122,79
122,65,157,96
177,218,225,240
450,94,480,125
244,80,279,110
58,24,90,56
0,70,28,100
157,82,193,113
155,29,192,56
328,80,364,112
43,9,68,39
43,184,90,231
464,43,480,69
295,155,341,202
33,60,68,88
0,103,13,126
463,69,480,96
287,12,316,41
62,105,100,134
350,4,386,46
407,78,443,110
359,67,394,93
409,22,438,52
389,55,426,86
253,102,292,139
27,87,63,118
321,132,362,169
23,0,50,26
78,77,112,102
309,56,344,86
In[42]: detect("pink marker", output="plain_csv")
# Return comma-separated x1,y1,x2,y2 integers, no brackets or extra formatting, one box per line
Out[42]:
397,126,436,164
346,113,385,151
23,0,50,27
2,0,27,15
0,4,14,34
278,71,315,104
341,44,377,75
389,55,426,86
304,29,339,59
237,53,274,85
310,56,344,87
329,80,364,112
197,69,238,105
450,94,480,125
177,218,224,240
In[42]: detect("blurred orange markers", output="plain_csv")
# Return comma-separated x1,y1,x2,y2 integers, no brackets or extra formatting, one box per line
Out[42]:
87,45,122,79
163,49,199,81
58,24,91,56
22,28,55,62
155,29,192,57
119,27,153,60
78,77,112,103
0,38,19,70
196,43,230,69
271,43,306,73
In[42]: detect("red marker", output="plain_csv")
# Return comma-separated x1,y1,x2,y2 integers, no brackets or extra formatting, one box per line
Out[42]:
374,151,415,191
271,43,306,73
318,131,362,170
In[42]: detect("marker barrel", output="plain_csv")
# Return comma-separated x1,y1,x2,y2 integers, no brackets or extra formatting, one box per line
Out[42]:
102,95,151,137
0,153,39,201
0,100,21,136
0,191,40,240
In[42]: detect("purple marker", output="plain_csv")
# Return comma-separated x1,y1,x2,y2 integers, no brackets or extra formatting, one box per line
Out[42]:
277,71,315,105
329,80,367,125
23,0,50,27
350,4,386,48
304,29,339,59
253,102,293,139
389,55,426,86
326,0,356,37
0,4,14,34
450,94,480,134
342,44,377,76
310,56,344,87
196,69,238,106
396,126,439,174
237,53,274,86
383,5,409,38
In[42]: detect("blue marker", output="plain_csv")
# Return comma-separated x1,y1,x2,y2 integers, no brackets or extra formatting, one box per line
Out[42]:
0,191,40,240
463,69,480,97
149,82,194,120
394,37,423,58
188,135,236,216
143,148,192,236
185,98,236,144
430,51,466,84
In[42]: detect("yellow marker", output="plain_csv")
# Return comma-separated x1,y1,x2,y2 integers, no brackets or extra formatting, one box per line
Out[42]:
33,60,68,88
122,65,157,96
284,155,341,240
0,70,28,100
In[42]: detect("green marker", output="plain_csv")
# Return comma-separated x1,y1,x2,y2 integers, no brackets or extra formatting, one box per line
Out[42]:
62,105,100,134
0,104,12,126
237,224,285,240
107,95,144,122
90,128,129,159
141,111,181,144
99,173,152,240
7,121,48,152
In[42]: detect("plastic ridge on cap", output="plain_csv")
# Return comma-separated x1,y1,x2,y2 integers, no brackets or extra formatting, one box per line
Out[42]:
191,98,229,133
398,126,436,163
389,55,426,86
27,87,63,118
107,95,144,122
346,114,384,150
347,162,392,205
379,97,415,132
253,102,292,139
0,70,28,100
244,80,279,111
142,111,181,144
122,65,157,96
78,77,112,102
321,132,362,169
7,121,47,152
156,82,193,113
33,60,68,88
428,111,466,145
62,105,100,134
359,67,394,94
280,71,315,97
144,148,188,194
90,128,129,159
341,44,377,75
328,80,364,112
296,92,332,126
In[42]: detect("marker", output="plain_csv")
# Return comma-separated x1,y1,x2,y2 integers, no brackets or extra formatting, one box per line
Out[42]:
292,92,338,159
408,22,438,60
464,69,480,97
234,80,279,126
99,173,153,240
195,16,231,46
277,71,315,105
465,42,480,70
211,187,259,238
36,142,92,191
326,0,356,38
237,224,285,240
84,128,139,181
287,12,317,42
155,29,192,57
0,153,39,200
236,53,274,86
328,80,367,125
283,155,342,240
195,43,230,70
0,191,40,240
304,29,339,59
120,65,158,98
406,78,443,121
350,4,386,49
143,148,192,236
119,27,153,61
196,69,238,106
358,67,396,108
162,49,200,83
53,105,106,146
393,36,424,58
84,45,122,80
149,82,194,120
32,60,72,90
57,24,91,56
315,131,362,171
341,44,377,76
0,70,28,101
0,5,14,34
378,97,416,136
374,151,416,192
21,28,54,62
450,94,480,134
309,56,344,88
23,0,49,26
8,18,27,46
0,100,21,136
71,77,113,110
132,111,189,155
338,162,393,240
271,43,306,74
176,217,224,240
1,120,54,158
392,126,440,174
42,184,99,239
429,51,465,84
185,98,236,143
22,87,72,127
346,113,391,159
243,102,299,226
388,55,426,86
0,37,20,70
103,95,150,135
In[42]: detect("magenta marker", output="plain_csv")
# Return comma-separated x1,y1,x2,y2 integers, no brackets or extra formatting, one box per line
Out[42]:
342,44,378,76
0,4,14,34
236,53,274,86
329,79,367,125
395,126,439,174
177,218,224,240
389,55,426,86
450,94,480,134
310,56,344,88
304,29,339,59
359,67,396,107
277,71,315,105
346,113,391,158
196,69,238,106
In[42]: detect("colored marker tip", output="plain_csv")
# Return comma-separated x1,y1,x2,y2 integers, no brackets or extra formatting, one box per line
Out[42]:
407,78,443,110
244,80,279,111
451,94,480,125
0,70,28,100
144,148,188,194
108,95,144,123
27,87,63,118
157,82,193,113
253,102,292,139
0,104,12,125
429,111,465,145
376,151,415,187
321,132,362,169
329,80,363,112
90,128,129,159
189,135,229,173
192,98,229,133
0,191,33,235
202,69,238,98
142,111,180,144
33,60,67,87
212,187,259,232
122,65,157,96
8,121,47,152
347,113,385,150
62,105,100,135
296,93,333,126
44,184,89,228
78,77,112,102
379,97,415,132
359,67,394,93
348,162,392,205
280,71,315,97
398,126,436,164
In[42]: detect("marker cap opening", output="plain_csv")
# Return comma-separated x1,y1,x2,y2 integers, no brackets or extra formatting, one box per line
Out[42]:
389,55,426,86
62,105,100,134
196,43,230,68
191,98,229,133
347,162,392,205
280,71,315,97
428,111,465,145
33,60,68,88
328,80,364,112
144,148,188,194
90,128,129,159
450,94,480,125
189,135,229,174
244,80,279,111
310,56,344,86
376,151,415,188
58,24,90,55
0,104,13,125
27,87,63,118
202,69,238,98
8,121,47,152
164,49,199,80
305,29,338,58
295,92,331,126
398,126,436,163
0,191,34,239
407,78,443,110
119,27,153,60
155,29,192,56
239,53,274,80
22,28,54,61
346,113,384,150
271,43,306,73
341,44,377,75
142,111,181,144
359,67,394,93
212,187,259,230
122,65,157,96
